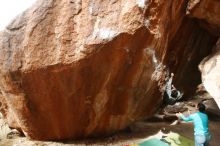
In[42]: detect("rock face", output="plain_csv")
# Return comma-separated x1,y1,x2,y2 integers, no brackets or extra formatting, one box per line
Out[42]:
187,0,220,35
0,0,217,140
200,39,220,108
189,0,220,108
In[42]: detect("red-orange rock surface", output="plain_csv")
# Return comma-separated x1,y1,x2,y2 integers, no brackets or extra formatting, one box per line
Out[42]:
0,0,217,140
187,0,220,35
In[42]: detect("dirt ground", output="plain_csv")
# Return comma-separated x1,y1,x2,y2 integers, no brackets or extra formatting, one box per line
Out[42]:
0,98,220,146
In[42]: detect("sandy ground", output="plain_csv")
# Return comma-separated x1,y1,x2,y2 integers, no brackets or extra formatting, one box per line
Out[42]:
0,98,220,146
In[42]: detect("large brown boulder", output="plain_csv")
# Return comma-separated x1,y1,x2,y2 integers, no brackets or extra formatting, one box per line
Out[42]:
0,0,217,140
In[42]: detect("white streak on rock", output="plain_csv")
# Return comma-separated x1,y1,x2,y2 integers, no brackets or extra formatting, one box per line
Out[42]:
136,0,145,8
89,6,93,15
144,19,150,28
98,28,118,40
145,48,158,65
144,48,167,86
92,28,118,40
124,48,130,53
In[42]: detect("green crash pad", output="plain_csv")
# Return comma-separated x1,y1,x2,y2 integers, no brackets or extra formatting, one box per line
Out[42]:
139,138,169,146
125,132,194,146
163,132,194,146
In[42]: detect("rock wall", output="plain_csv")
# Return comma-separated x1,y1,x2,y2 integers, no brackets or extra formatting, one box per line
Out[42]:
200,39,220,108
190,0,220,108
187,0,220,36
164,18,217,98
0,0,217,140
